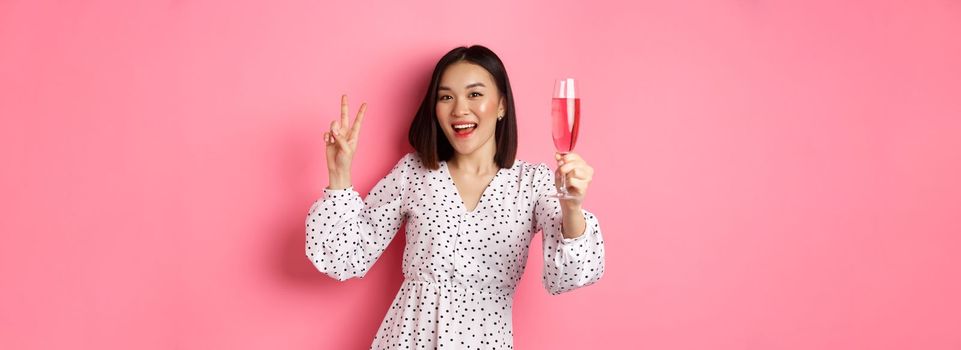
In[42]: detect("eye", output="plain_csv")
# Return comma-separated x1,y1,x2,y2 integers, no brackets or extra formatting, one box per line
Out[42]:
469,92,483,98
438,95,452,101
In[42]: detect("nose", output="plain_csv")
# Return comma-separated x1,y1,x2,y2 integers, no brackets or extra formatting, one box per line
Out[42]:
452,98,470,117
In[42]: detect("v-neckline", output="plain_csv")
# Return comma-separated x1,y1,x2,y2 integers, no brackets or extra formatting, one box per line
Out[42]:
442,161,503,214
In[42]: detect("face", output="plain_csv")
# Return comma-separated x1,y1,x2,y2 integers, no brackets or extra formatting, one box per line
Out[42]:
435,61,505,157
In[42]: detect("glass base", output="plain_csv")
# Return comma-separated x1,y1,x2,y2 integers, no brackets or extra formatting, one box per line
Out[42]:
550,192,579,200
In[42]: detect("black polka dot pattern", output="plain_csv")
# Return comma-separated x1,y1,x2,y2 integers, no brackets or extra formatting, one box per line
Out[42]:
305,152,606,349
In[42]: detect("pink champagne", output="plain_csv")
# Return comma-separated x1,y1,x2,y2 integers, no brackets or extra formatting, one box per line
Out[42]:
551,97,580,152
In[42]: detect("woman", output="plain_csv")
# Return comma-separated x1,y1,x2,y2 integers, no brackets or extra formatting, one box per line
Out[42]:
306,45,605,349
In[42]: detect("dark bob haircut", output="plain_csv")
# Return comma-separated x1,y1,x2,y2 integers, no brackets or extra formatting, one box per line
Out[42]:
408,45,518,170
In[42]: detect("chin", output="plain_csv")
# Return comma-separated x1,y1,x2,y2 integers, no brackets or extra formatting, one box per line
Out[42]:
451,144,474,155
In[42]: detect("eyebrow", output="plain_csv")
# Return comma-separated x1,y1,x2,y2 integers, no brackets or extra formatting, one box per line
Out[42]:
438,82,487,91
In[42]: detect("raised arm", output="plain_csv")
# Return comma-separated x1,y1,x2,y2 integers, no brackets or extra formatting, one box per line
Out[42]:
532,161,606,295
305,95,409,281
305,154,412,281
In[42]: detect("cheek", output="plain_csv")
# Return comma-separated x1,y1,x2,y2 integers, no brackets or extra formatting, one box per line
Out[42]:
435,104,450,122
477,100,496,115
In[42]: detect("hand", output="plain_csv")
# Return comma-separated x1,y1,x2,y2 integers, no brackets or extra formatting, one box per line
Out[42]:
555,152,594,206
324,95,366,176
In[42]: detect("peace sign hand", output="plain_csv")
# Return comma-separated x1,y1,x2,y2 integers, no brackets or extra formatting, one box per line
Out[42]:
324,95,366,177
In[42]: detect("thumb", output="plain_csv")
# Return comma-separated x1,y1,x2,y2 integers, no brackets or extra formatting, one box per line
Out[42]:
332,128,350,152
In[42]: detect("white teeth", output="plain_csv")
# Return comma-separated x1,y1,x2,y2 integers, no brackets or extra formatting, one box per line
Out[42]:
453,123,477,130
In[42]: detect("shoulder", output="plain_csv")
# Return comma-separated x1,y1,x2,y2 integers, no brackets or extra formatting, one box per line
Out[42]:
512,158,553,181
506,159,554,196
393,152,428,174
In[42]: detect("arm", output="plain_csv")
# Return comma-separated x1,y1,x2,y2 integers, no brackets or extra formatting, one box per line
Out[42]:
532,164,606,295
560,201,587,240
304,155,410,281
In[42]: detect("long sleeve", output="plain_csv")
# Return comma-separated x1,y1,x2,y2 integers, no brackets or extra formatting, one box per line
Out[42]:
305,154,412,281
532,164,606,295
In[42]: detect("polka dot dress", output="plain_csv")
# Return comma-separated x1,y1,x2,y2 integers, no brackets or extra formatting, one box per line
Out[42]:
306,152,605,349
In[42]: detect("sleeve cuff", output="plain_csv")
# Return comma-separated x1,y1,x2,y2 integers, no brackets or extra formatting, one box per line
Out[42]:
559,209,596,244
323,186,357,200
560,224,592,244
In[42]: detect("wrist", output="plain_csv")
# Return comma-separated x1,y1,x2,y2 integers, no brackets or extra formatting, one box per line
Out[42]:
327,171,352,190
560,201,582,213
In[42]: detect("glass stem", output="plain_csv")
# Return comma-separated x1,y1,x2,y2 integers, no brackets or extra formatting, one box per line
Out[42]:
558,151,570,197
559,170,569,196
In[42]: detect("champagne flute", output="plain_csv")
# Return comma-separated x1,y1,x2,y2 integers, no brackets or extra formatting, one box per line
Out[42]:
551,78,580,199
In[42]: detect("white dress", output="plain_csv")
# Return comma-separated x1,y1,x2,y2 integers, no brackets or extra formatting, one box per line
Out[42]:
305,152,605,349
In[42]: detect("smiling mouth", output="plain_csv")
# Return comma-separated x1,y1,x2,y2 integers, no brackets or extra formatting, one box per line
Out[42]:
452,123,477,135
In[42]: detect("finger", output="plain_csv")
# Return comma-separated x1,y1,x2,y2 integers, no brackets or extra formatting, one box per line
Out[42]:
324,131,333,145
559,160,583,174
567,178,588,194
331,119,340,135
567,167,587,183
350,103,366,139
340,95,350,128
569,166,593,181
561,152,581,163
557,153,582,166
333,126,350,151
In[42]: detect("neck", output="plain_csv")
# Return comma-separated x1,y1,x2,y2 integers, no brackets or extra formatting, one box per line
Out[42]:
449,139,498,175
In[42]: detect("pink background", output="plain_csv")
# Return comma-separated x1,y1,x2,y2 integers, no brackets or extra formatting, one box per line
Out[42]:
2,0,960,349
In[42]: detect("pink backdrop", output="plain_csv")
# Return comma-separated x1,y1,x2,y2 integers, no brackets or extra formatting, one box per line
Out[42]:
2,0,960,349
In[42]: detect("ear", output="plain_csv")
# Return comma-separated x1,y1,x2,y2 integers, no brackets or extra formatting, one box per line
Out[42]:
498,96,506,115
